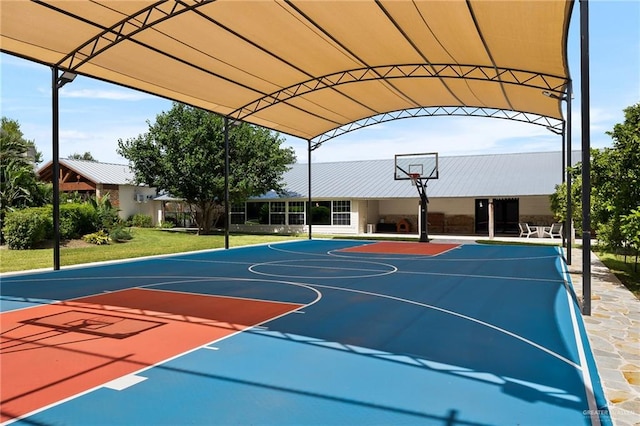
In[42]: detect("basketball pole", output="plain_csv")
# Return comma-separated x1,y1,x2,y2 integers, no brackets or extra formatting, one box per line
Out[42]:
415,178,429,242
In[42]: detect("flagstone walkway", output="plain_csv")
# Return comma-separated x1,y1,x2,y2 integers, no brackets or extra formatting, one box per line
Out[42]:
568,247,640,426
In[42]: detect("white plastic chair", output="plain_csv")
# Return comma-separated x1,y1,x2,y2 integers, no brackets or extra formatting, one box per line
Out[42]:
543,222,563,239
518,223,536,238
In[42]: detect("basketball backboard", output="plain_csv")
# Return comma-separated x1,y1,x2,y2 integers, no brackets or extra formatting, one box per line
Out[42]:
394,152,439,180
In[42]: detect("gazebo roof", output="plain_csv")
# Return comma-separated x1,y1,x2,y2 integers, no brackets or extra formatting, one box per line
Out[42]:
1,1,572,142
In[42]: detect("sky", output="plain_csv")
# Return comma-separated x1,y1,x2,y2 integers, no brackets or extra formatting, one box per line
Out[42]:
1,1,638,166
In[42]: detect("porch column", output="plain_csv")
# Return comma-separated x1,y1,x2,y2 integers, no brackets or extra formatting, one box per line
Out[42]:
488,198,494,239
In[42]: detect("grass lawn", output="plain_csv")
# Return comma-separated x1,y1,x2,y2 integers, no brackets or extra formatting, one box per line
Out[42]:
1,228,303,273
596,251,640,299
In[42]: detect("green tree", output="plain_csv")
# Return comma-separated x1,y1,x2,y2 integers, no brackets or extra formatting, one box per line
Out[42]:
68,152,97,161
549,165,583,234
0,117,48,242
550,103,640,249
592,104,640,249
117,103,296,234
621,208,640,271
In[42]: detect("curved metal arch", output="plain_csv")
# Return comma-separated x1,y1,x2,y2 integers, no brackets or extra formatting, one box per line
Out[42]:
309,106,564,150
229,63,569,121
53,0,214,70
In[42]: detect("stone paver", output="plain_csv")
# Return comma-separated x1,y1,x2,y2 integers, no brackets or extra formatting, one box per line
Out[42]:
568,247,640,426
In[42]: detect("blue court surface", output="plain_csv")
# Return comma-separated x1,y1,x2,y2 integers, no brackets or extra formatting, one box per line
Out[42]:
1,239,611,425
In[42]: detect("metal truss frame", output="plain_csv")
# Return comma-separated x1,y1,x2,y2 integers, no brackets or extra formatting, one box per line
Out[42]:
310,106,564,150
49,0,213,70
229,64,568,122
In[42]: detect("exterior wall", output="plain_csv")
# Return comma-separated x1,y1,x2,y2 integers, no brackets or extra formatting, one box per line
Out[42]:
376,197,475,234
231,224,306,235
116,185,161,224
231,199,361,235
377,198,417,233
373,196,554,235
430,198,474,215
230,194,556,236
519,195,555,225
357,200,379,233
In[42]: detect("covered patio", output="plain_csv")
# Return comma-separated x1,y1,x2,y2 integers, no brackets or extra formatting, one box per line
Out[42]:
0,0,593,313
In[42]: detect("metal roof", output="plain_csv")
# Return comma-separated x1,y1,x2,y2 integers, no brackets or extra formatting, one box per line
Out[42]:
273,151,581,200
38,159,136,186
1,1,571,142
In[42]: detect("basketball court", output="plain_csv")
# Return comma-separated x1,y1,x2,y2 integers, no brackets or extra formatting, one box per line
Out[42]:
1,239,611,425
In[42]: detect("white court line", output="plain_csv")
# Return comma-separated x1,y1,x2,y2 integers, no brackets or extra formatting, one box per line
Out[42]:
398,269,567,283
103,374,147,391
329,251,560,262
165,258,255,266
266,240,559,262
267,243,340,258
557,248,601,426
136,286,304,306
249,259,397,280
1,278,323,426
308,282,581,369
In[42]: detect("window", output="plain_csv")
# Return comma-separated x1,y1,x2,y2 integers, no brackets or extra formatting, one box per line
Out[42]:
288,201,305,225
230,203,245,225
332,200,351,225
270,201,286,225
247,202,269,224
310,201,331,225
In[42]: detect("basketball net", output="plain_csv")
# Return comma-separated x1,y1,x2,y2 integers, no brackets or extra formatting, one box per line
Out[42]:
409,173,421,186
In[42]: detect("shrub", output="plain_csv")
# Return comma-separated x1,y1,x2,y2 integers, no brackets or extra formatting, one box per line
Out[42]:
60,203,98,239
82,230,110,245
89,194,120,232
109,226,133,242
130,213,153,228
3,208,50,249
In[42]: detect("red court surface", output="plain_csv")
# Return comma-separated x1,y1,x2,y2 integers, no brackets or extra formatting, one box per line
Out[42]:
0,288,302,423
339,241,459,256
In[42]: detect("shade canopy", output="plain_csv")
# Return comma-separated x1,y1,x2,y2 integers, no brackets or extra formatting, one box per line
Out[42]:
1,0,572,142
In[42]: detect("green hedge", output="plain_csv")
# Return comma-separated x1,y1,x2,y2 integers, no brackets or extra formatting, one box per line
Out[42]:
3,208,51,249
2,203,99,249
60,203,98,239
129,213,153,228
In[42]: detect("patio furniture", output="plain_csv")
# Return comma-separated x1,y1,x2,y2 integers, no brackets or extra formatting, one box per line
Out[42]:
542,222,563,239
518,223,536,238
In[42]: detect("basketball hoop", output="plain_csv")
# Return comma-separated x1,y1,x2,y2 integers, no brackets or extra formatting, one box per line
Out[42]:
409,173,421,186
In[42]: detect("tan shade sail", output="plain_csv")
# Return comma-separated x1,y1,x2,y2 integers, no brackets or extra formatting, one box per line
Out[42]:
0,0,572,141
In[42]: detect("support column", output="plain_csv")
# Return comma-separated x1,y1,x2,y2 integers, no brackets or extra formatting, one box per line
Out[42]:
488,198,494,240
307,140,312,240
580,0,591,315
566,80,573,265
224,116,230,249
52,67,61,270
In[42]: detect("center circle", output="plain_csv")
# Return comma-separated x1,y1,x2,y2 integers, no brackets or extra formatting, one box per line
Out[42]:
249,259,397,279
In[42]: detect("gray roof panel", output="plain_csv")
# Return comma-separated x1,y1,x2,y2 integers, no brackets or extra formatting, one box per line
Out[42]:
276,151,581,199
39,159,136,185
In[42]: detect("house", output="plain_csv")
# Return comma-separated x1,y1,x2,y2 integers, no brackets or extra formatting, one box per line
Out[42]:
38,159,161,224
230,151,580,236
38,151,576,236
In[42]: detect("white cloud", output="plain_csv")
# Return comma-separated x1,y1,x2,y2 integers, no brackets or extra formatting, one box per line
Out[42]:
291,117,560,163
61,88,153,101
